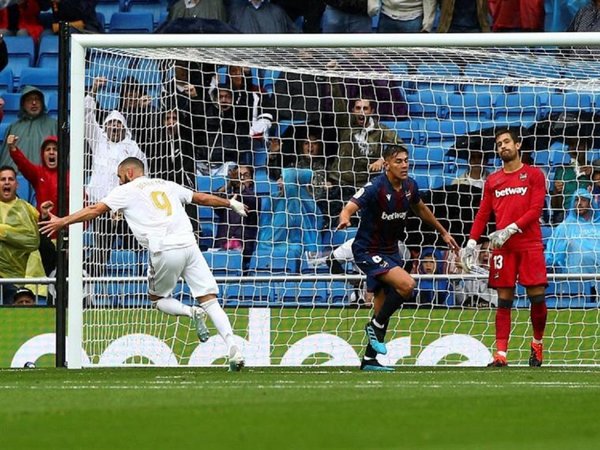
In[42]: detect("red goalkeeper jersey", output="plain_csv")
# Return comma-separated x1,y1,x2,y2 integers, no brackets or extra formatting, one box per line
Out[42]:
470,163,545,251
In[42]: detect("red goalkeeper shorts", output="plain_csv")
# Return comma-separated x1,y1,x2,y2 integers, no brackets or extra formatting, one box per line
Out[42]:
488,247,547,289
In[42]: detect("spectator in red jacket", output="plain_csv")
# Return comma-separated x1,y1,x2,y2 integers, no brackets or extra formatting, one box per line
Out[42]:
488,0,544,31
7,134,67,213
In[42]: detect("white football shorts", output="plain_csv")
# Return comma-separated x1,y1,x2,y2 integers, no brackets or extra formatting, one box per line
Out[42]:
147,245,219,298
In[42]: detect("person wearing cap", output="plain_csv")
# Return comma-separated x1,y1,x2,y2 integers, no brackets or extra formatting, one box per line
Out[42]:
0,86,57,168
546,188,600,274
7,134,66,215
12,287,35,306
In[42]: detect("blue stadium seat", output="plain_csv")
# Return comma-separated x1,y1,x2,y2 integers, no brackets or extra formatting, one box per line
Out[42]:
546,92,594,115
405,89,446,118
16,174,35,205
37,35,59,68
321,227,358,248
107,250,139,275
96,11,107,32
46,94,58,119
381,119,426,145
223,283,273,306
423,119,467,148
328,280,351,304
4,36,34,81
109,12,154,33
196,175,226,193
125,0,168,27
2,93,21,123
411,144,447,166
416,62,461,93
172,281,193,306
203,250,243,276
279,281,328,305
492,93,538,124
0,68,14,94
19,68,59,99
446,92,494,121
96,0,126,29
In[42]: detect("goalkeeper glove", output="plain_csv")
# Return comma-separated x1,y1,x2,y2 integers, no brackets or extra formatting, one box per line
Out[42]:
250,113,273,139
460,239,478,273
489,223,520,249
229,197,248,217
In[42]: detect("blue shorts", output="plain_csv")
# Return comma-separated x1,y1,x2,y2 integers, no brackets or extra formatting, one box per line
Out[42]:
354,251,405,294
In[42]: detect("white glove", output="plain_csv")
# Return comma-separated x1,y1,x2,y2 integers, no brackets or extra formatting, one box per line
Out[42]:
229,197,247,217
489,223,520,249
250,113,273,139
367,0,381,17
460,239,478,273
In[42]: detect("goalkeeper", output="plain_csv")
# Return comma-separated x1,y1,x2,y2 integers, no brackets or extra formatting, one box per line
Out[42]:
462,129,547,367
40,157,248,372
338,144,459,371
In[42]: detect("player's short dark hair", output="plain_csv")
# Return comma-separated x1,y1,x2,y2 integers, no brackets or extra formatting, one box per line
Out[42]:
119,157,145,172
0,165,17,176
494,128,520,144
382,144,409,160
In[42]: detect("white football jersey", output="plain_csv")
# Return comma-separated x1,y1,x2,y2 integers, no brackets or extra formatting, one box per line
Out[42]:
101,176,196,252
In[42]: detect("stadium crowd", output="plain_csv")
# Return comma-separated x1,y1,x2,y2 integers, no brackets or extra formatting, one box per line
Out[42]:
1,0,600,307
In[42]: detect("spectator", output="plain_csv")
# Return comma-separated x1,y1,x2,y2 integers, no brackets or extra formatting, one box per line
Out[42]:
295,130,336,227
488,0,544,32
7,134,64,214
117,76,162,157
546,188,600,274
436,0,490,33
167,0,228,22
375,0,436,33
414,247,453,305
0,0,44,42
568,0,600,31
452,149,490,189
546,0,587,31
0,165,40,304
272,0,325,32
229,0,299,33
0,86,57,168
329,76,403,216
12,286,35,305
448,238,498,307
322,0,371,33
592,169,600,196
214,164,258,271
39,0,103,33
256,168,323,266
84,78,147,277
550,137,592,224
85,77,147,203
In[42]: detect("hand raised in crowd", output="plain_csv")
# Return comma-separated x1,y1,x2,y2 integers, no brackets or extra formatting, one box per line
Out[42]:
6,134,19,151
91,76,107,95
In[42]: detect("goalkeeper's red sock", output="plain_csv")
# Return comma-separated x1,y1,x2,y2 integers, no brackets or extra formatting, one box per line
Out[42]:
495,306,511,353
530,300,547,341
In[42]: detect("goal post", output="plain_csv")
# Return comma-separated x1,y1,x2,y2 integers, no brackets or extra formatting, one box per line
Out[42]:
67,32,600,369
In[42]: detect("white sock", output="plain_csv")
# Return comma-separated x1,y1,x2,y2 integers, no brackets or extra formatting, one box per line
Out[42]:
201,298,235,348
155,297,193,317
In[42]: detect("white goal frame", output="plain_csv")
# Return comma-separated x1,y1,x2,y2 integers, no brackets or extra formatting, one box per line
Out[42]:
67,32,600,369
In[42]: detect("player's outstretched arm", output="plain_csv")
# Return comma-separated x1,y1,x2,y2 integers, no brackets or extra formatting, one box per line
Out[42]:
191,192,248,217
411,200,460,253
39,202,110,236
337,201,360,230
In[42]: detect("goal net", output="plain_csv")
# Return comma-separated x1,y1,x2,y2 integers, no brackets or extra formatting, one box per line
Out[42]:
67,34,600,368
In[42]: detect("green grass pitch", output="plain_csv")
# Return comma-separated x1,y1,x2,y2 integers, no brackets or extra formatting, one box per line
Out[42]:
1,367,600,450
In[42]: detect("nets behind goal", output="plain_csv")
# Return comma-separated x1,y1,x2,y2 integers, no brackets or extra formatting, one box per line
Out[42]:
68,34,600,368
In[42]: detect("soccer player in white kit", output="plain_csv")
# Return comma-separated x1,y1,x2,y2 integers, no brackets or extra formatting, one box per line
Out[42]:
40,157,247,371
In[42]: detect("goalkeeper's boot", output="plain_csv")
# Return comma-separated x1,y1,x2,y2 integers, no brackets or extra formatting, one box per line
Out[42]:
365,321,387,355
228,345,245,372
360,358,394,372
529,342,543,367
192,307,210,343
487,353,508,367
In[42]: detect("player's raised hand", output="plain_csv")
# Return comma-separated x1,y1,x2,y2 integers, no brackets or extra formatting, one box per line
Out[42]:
6,134,18,151
39,212,66,237
441,232,460,254
39,201,54,220
229,195,248,217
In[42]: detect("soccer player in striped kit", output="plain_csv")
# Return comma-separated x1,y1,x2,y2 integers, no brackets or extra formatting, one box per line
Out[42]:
338,144,459,371
463,128,548,367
